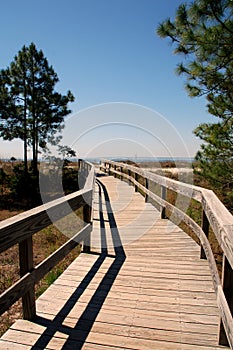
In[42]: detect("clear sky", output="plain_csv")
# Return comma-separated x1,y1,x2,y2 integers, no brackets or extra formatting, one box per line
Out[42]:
0,0,214,160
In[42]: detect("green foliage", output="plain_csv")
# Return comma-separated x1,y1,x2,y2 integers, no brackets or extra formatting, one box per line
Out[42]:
0,168,9,195
57,145,76,159
157,0,233,105
46,268,63,285
62,166,80,194
0,158,80,208
35,265,64,298
9,163,41,206
0,43,75,174
193,120,233,210
157,0,233,208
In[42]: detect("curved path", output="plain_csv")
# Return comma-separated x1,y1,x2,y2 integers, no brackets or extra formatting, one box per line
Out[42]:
0,174,227,349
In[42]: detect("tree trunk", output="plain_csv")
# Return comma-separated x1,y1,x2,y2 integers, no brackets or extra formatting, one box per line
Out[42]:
31,55,37,176
23,78,28,175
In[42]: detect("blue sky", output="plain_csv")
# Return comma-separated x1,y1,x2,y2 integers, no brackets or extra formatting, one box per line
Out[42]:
0,0,214,159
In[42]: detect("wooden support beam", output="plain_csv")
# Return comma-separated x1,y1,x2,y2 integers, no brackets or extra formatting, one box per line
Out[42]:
128,169,131,185
161,185,166,219
19,237,36,320
145,178,149,202
200,210,209,259
120,166,123,181
135,173,139,192
83,204,92,253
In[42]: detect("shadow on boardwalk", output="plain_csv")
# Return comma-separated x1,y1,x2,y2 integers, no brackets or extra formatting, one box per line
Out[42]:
32,177,126,349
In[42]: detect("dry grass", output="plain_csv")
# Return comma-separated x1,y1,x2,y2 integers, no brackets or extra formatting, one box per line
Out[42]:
0,208,83,336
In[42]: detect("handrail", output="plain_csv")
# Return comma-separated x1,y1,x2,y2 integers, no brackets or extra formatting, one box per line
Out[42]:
100,159,233,349
0,159,95,320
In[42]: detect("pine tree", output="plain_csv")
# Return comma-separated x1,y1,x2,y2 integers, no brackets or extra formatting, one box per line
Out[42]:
157,0,233,208
0,43,74,175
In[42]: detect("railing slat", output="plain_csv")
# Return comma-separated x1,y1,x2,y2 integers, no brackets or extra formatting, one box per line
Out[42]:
145,178,149,202
19,236,36,320
83,205,92,253
160,185,166,219
200,210,210,259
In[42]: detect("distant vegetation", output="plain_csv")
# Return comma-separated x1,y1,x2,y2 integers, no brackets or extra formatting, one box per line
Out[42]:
0,158,80,210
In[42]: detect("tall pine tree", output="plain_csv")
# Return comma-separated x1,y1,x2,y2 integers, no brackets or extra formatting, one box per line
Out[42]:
157,0,233,208
0,43,74,174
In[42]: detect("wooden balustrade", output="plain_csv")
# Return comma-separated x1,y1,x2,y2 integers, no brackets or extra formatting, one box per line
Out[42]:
100,159,233,348
0,160,95,321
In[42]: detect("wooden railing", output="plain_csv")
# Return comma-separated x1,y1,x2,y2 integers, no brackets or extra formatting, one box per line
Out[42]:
100,160,233,349
0,160,95,321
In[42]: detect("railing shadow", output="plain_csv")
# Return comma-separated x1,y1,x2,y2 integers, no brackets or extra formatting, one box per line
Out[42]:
31,177,126,349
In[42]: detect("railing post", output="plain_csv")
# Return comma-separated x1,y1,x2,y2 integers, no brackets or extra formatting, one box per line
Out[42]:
128,169,131,185
85,163,88,178
200,210,209,259
120,166,123,181
135,172,139,192
161,185,166,219
114,164,117,177
78,160,85,189
19,237,36,320
78,159,82,171
145,177,148,202
83,204,92,253
219,255,233,347
108,163,111,175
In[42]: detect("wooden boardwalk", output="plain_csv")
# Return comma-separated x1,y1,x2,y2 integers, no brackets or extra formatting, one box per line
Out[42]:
0,174,228,349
